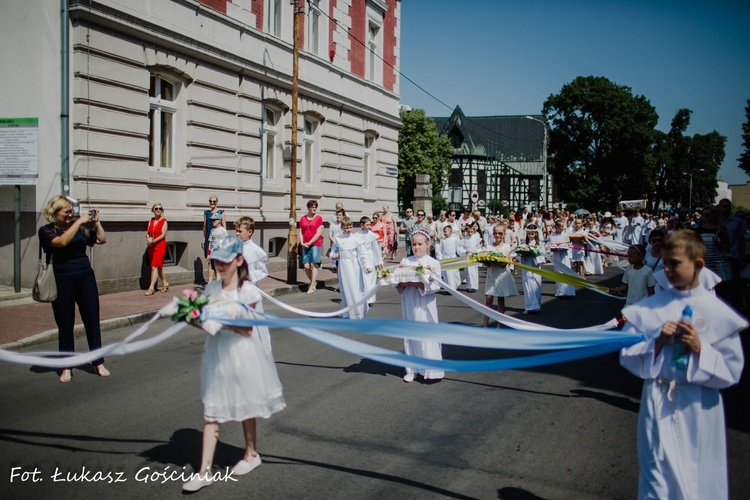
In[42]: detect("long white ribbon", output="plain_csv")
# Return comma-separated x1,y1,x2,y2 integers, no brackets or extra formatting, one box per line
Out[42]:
0,315,187,368
430,275,619,331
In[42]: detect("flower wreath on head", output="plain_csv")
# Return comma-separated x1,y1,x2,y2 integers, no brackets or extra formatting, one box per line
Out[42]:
411,228,431,241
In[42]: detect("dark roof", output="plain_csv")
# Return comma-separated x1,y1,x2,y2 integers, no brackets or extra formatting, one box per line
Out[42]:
432,106,544,163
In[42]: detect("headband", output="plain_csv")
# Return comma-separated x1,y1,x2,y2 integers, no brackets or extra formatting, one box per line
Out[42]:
412,228,431,241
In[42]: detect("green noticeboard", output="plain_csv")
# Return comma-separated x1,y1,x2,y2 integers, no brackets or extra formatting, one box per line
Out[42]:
0,117,39,186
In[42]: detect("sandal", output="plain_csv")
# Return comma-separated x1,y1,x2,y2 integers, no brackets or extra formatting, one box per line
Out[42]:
160,284,170,293
59,369,72,383
145,289,155,296
95,364,111,377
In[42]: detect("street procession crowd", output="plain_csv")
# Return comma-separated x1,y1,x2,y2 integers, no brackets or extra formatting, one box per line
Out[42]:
26,193,749,497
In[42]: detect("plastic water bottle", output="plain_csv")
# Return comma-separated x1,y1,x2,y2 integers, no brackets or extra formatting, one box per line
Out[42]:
671,305,692,371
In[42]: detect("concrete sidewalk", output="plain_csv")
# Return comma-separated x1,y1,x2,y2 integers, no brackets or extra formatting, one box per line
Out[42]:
0,254,402,350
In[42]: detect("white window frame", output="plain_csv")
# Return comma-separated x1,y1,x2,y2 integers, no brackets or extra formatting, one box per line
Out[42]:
266,0,284,38
306,0,323,57
263,106,283,181
363,133,376,191
149,75,177,171
303,117,318,185
164,242,177,266
366,2,384,84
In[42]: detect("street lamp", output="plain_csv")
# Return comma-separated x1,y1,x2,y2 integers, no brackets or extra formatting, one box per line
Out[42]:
525,116,549,209
683,168,705,212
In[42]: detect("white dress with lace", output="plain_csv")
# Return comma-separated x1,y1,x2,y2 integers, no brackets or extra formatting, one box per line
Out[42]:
201,280,286,423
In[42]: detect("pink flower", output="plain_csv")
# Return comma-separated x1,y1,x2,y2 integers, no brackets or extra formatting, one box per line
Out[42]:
190,309,201,320
182,289,198,301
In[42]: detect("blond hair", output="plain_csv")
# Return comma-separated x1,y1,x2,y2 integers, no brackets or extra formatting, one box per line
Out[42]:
43,195,70,223
662,229,706,262
234,216,255,232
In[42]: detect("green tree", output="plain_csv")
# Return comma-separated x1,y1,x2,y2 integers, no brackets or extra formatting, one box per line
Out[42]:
397,108,454,210
652,109,724,210
542,76,659,211
688,130,724,209
739,99,750,177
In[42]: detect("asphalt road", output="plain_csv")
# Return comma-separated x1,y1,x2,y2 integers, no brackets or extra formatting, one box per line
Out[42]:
1,266,748,499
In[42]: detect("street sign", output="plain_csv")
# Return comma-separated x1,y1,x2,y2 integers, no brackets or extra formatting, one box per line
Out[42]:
477,200,486,208
470,190,479,203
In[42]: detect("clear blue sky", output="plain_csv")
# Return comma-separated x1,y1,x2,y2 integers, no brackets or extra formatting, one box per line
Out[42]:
398,0,750,185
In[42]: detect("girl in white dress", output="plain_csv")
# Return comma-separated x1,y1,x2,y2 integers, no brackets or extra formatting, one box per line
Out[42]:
396,229,444,383
519,223,544,315
436,225,461,289
458,222,482,292
483,226,518,327
583,217,604,275
331,217,373,320
183,236,286,493
569,217,588,277
547,219,576,297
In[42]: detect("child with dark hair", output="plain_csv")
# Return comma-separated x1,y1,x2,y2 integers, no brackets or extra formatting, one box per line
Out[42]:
609,244,656,305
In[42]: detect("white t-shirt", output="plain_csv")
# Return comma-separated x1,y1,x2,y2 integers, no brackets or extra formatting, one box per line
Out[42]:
623,265,656,305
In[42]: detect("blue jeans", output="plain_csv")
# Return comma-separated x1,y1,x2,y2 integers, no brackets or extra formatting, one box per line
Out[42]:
302,245,322,265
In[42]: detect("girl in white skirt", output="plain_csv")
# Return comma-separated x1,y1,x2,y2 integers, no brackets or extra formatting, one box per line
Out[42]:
519,223,544,314
483,226,518,327
183,236,286,492
396,229,444,383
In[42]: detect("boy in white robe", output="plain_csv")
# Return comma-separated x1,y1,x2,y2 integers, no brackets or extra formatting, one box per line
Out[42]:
619,230,746,499
235,217,272,356
436,225,460,289
331,217,372,320
357,216,383,306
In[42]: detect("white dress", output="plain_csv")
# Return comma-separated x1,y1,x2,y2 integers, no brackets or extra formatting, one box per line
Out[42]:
484,243,518,298
242,239,272,357
620,287,746,499
436,235,460,289
333,232,372,320
520,249,544,312
569,229,586,262
357,230,382,305
458,233,482,290
396,254,444,380
584,229,604,275
201,280,286,423
547,231,575,296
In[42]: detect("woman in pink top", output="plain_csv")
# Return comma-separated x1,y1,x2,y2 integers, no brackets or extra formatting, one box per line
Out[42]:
381,205,397,260
299,200,325,293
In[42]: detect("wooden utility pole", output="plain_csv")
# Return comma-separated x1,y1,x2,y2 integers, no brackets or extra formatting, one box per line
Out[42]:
287,0,303,284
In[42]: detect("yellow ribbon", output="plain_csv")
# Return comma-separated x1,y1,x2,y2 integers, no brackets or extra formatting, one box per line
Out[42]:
440,252,613,296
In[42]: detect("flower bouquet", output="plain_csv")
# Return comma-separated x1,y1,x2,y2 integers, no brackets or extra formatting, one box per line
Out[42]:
166,289,209,327
468,251,509,266
378,264,434,285
160,288,258,335
515,244,542,257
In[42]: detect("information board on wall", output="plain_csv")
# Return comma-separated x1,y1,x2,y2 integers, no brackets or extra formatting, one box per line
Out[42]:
0,117,39,185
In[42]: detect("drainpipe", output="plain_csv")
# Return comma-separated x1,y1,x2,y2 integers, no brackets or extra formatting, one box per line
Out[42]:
61,0,70,196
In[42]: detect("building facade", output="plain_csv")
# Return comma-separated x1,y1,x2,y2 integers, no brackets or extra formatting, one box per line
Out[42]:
0,0,401,292
433,106,551,215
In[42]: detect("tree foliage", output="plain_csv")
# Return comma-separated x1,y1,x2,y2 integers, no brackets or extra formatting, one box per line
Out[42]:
652,109,724,210
739,99,750,177
397,108,454,210
542,76,659,211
